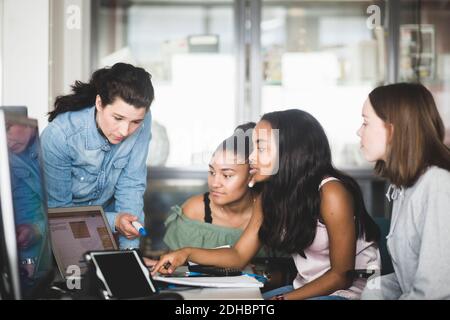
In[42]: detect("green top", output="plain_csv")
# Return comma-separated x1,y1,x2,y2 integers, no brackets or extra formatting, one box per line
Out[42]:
163,205,269,257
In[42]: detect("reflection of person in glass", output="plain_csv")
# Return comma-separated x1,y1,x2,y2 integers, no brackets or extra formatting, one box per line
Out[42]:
7,122,46,280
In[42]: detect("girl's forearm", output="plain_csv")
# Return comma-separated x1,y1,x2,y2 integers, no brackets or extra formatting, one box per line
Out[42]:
183,247,248,269
283,270,352,300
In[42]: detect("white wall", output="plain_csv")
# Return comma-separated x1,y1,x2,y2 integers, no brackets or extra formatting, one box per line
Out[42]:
50,0,91,102
1,0,50,131
0,0,91,131
0,1,3,102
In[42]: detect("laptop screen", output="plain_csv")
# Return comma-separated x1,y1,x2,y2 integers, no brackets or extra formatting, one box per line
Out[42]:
48,206,117,278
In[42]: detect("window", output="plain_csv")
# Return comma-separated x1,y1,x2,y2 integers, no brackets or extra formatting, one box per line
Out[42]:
93,0,236,169
260,1,387,169
398,0,450,146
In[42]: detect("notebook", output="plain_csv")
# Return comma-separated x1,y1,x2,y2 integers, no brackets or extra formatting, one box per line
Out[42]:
153,267,264,288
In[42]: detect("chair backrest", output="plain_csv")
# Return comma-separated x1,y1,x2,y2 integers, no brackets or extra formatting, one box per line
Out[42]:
251,257,297,293
373,217,394,275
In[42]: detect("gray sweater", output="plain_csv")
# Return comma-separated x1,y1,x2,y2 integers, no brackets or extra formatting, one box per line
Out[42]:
362,166,450,300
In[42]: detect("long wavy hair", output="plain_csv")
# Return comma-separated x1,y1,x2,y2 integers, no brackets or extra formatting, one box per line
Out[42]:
48,63,154,122
258,109,380,256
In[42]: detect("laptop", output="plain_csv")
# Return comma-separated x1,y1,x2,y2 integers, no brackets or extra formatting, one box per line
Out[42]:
48,206,118,280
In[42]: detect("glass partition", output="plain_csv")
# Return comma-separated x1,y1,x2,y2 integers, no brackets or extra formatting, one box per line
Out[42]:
398,0,450,145
260,0,387,169
94,0,236,169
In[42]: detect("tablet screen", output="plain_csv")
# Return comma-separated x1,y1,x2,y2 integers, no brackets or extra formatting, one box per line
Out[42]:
91,251,156,299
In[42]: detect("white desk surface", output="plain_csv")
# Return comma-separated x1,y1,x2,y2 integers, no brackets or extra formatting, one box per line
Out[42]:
157,265,263,300
167,287,263,300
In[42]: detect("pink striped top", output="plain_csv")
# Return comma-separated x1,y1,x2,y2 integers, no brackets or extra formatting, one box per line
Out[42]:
292,177,381,300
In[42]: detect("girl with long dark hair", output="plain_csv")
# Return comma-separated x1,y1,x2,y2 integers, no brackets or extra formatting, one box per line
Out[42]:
151,109,381,300
41,62,154,249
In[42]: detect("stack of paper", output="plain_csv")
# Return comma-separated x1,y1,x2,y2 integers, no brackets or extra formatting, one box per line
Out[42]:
153,274,264,288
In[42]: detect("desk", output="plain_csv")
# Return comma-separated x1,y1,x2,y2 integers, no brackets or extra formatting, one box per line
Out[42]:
163,287,263,300
47,274,263,300
157,265,263,300
47,264,264,300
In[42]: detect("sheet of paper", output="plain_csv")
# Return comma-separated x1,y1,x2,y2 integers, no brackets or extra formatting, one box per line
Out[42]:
153,274,264,288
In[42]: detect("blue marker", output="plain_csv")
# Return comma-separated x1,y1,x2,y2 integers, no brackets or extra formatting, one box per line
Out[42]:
185,272,215,277
132,221,148,237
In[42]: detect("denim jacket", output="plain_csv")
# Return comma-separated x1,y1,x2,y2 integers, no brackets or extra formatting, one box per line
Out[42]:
40,106,152,249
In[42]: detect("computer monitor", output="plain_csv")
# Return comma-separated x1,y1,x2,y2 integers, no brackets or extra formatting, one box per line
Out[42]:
0,110,54,299
0,106,28,117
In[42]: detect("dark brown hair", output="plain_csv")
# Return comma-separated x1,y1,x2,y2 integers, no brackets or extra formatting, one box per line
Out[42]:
215,122,256,164
48,63,154,122
369,83,450,187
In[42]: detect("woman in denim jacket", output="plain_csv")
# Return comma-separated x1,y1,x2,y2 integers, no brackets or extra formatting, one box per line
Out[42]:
41,63,154,249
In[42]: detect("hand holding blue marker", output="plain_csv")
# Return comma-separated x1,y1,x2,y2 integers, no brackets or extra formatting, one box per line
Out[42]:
132,221,148,237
